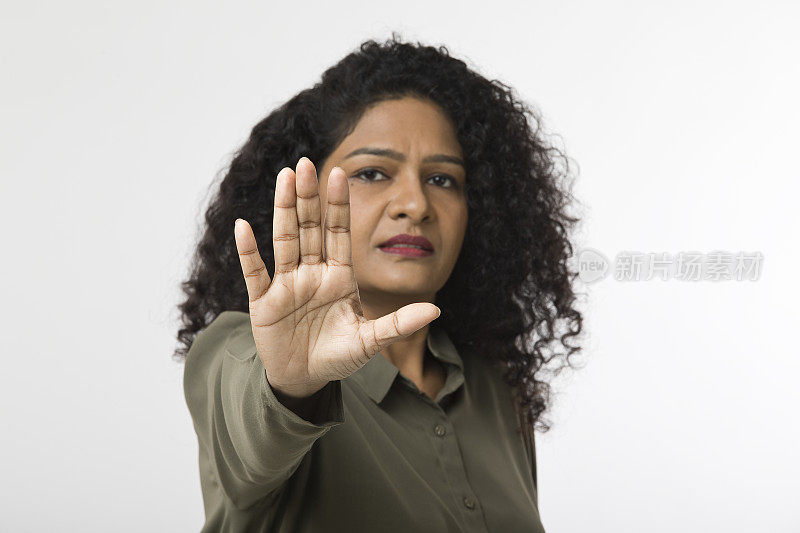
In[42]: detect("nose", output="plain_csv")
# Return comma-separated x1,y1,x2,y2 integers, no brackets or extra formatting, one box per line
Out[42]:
385,170,432,223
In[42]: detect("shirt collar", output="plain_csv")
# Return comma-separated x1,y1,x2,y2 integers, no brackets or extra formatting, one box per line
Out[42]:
350,321,465,404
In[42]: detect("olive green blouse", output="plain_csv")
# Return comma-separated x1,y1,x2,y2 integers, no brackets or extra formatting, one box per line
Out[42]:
183,310,545,532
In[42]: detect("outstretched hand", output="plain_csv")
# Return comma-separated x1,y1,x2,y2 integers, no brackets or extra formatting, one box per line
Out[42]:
234,157,441,400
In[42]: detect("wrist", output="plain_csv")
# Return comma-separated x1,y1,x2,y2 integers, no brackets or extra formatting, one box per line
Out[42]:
269,378,329,421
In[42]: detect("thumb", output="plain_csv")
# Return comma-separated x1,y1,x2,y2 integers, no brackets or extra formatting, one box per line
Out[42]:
357,303,442,357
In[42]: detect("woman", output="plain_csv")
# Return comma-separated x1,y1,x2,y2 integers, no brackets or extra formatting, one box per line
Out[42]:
177,34,583,533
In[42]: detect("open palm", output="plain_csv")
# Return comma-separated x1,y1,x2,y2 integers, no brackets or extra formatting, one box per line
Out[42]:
234,157,440,400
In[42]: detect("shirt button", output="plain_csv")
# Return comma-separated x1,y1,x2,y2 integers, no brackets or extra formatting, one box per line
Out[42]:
433,424,446,437
463,496,475,509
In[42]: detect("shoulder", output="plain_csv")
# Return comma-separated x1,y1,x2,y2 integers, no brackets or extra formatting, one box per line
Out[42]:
207,310,251,339
188,311,251,357
183,311,253,391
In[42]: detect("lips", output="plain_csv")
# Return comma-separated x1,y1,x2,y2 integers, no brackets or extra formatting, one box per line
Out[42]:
378,233,434,251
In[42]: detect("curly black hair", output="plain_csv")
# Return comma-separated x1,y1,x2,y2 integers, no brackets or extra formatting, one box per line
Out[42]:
174,32,585,438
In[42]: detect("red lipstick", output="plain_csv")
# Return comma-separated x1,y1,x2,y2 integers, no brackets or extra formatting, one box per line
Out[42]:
378,234,434,257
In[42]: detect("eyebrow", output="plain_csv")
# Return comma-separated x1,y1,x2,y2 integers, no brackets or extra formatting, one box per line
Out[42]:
343,147,465,168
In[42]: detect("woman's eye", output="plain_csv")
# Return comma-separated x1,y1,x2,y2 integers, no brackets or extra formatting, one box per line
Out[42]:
352,168,388,181
351,168,457,189
428,174,457,188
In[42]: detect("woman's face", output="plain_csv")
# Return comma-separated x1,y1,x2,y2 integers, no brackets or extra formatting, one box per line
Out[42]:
317,96,468,306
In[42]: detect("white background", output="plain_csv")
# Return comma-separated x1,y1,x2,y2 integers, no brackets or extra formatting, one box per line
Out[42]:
2,1,798,531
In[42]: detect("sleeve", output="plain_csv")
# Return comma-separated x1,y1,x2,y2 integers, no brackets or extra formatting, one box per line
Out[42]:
183,311,345,510
517,405,539,510
529,431,539,509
